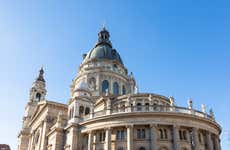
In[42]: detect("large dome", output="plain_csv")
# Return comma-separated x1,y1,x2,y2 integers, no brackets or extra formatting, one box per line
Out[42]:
82,27,123,65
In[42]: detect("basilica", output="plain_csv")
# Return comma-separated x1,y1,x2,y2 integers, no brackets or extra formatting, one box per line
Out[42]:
18,27,221,150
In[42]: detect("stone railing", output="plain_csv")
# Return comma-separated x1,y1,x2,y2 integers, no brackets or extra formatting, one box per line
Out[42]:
82,105,214,122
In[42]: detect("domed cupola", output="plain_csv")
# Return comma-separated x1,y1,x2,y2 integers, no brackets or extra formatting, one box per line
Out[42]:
73,79,91,97
82,27,123,65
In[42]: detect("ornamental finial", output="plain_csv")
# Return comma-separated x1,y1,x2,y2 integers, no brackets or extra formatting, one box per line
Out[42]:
36,66,45,82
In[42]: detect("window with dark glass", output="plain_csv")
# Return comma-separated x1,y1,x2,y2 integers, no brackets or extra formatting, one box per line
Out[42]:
113,82,119,95
137,128,145,139
85,107,90,115
141,129,146,139
116,130,125,140
102,80,109,94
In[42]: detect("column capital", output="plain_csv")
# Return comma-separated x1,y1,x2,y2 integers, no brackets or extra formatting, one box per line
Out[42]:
150,124,158,128
192,127,198,131
126,124,134,128
173,125,180,129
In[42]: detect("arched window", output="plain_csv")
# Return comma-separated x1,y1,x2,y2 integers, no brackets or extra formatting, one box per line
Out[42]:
122,85,126,95
159,129,164,139
79,106,84,116
85,107,90,115
102,80,109,94
113,82,119,95
36,93,41,101
137,103,142,111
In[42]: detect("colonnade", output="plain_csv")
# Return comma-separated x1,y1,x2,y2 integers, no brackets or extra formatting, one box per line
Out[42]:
85,124,221,150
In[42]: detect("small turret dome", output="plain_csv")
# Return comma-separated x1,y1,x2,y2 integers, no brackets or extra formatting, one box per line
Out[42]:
75,80,90,91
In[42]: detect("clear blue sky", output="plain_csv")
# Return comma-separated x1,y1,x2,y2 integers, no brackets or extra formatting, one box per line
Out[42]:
0,0,229,149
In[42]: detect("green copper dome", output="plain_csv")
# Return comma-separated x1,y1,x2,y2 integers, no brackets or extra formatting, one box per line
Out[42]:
83,27,123,65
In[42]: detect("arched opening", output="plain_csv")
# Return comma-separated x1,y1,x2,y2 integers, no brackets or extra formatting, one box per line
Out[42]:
139,147,145,150
137,103,142,111
113,82,119,95
102,80,109,94
35,93,41,101
122,85,126,95
79,106,84,117
85,107,90,115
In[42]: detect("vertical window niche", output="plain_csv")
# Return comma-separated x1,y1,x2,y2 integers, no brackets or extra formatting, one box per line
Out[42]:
102,80,109,94
113,82,119,95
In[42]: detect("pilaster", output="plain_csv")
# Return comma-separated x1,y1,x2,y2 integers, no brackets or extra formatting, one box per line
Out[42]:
127,125,133,150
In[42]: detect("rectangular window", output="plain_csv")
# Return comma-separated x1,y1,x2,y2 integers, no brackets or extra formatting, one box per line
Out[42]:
142,129,146,139
121,130,125,139
137,129,141,139
137,128,145,139
117,130,125,140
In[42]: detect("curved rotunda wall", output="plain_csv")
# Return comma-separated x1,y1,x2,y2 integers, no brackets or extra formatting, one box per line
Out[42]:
79,112,220,150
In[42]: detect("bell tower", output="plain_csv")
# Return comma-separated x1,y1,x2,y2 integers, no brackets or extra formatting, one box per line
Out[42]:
29,67,47,102
18,67,47,150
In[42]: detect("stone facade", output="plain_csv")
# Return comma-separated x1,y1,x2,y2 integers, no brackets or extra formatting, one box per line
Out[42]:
18,27,221,150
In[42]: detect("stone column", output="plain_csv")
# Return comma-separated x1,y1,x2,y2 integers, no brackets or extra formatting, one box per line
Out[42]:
192,128,199,150
173,125,179,150
105,128,111,150
127,125,133,150
150,124,157,150
88,131,93,150
28,131,35,150
40,117,53,150
206,132,214,150
216,136,221,150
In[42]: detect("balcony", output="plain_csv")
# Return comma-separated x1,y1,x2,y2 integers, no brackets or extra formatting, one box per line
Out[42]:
82,105,215,122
